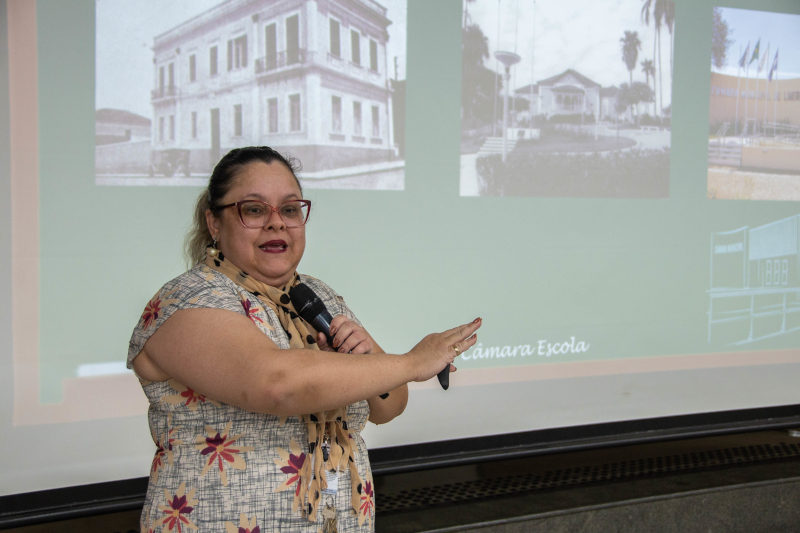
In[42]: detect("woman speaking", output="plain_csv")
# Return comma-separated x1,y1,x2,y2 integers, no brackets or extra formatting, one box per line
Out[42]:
127,146,481,532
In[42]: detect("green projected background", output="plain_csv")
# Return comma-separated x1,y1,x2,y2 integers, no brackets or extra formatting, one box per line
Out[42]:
33,0,800,402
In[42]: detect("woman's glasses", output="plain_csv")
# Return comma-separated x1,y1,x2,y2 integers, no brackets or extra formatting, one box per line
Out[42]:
219,200,311,228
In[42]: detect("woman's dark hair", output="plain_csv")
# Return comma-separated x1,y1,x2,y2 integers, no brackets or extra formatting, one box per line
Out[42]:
185,147,303,265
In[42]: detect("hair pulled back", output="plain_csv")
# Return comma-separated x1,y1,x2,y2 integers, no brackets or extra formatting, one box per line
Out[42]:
185,146,303,266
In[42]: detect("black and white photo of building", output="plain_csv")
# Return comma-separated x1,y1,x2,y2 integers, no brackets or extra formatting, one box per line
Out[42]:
460,0,673,199
95,0,407,190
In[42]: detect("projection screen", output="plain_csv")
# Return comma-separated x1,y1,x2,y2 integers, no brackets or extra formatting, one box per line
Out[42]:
3,0,800,498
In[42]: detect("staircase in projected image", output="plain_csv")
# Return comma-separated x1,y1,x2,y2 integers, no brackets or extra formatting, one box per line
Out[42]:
708,143,743,166
477,137,518,157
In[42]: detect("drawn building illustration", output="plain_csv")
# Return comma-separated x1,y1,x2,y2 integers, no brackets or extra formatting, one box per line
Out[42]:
149,0,399,175
708,214,800,345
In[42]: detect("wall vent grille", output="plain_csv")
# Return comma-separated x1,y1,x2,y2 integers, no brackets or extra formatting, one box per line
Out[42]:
376,442,800,515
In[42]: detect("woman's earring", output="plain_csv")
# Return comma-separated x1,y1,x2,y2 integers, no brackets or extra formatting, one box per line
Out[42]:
212,236,218,249
208,236,219,257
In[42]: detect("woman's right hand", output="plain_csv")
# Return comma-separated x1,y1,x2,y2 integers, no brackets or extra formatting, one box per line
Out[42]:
406,318,482,382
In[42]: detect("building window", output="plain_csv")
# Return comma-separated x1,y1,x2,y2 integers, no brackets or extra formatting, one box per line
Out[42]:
228,35,248,71
159,65,165,90
369,39,378,72
189,54,196,82
159,116,164,141
371,105,380,137
210,45,218,76
353,101,362,136
169,114,175,140
268,98,278,133
330,19,340,57
289,94,301,132
191,111,197,139
234,104,243,136
265,23,277,70
351,30,360,65
331,96,342,133
168,62,174,88
286,14,300,65
783,259,789,285
765,260,773,286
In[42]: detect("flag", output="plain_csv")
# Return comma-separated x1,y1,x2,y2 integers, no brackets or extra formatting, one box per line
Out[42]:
758,44,769,73
739,42,750,68
749,39,760,65
768,49,779,81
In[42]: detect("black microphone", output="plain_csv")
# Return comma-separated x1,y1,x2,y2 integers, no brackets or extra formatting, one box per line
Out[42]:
289,283,446,393
289,283,335,345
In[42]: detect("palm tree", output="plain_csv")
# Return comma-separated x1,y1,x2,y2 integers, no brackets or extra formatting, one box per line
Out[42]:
640,59,655,85
664,1,675,80
641,0,671,118
620,31,642,85
641,59,655,114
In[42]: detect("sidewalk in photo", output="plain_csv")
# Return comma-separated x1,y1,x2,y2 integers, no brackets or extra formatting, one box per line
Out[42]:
95,175,208,186
708,166,800,200
300,160,405,190
94,160,405,190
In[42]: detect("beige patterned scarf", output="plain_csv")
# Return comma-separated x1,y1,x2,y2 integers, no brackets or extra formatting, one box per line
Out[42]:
205,247,365,521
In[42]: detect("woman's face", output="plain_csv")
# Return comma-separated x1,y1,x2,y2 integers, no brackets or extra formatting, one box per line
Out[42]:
206,161,306,288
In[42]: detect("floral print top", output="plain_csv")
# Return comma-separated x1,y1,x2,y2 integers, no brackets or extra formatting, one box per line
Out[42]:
128,265,374,532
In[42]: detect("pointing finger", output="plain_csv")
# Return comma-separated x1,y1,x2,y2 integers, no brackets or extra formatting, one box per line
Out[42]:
445,318,482,342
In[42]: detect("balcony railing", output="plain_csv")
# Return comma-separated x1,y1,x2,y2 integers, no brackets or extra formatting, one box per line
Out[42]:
151,85,179,101
255,49,309,74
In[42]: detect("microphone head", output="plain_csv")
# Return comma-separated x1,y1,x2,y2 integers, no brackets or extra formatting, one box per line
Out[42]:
289,283,327,323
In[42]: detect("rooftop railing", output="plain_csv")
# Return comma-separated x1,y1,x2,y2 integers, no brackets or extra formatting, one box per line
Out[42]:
255,49,309,74
354,0,387,17
151,85,179,101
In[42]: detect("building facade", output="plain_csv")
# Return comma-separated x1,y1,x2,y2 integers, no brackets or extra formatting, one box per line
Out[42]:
151,0,397,173
515,69,638,124
514,69,602,121
710,72,800,131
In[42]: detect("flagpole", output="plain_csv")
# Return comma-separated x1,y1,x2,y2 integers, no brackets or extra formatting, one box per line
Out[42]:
762,43,769,134
735,44,742,135
744,58,749,136
493,0,501,137
754,44,763,136
529,0,535,134
774,51,779,137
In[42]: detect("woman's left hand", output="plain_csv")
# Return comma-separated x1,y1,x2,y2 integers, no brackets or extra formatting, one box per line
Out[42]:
317,315,379,354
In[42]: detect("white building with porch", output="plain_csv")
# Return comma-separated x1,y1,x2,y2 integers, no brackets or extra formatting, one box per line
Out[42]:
514,69,601,120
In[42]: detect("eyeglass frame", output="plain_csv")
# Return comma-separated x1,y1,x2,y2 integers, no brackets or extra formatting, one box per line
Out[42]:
218,199,312,228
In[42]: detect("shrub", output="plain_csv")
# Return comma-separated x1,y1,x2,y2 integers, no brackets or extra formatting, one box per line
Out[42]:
548,113,596,125
476,148,670,198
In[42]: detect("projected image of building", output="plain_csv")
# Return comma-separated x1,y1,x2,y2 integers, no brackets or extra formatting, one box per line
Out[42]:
514,69,632,122
707,7,800,201
708,214,800,345
95,0,407,190
94,109,152,175
460,0,673,198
